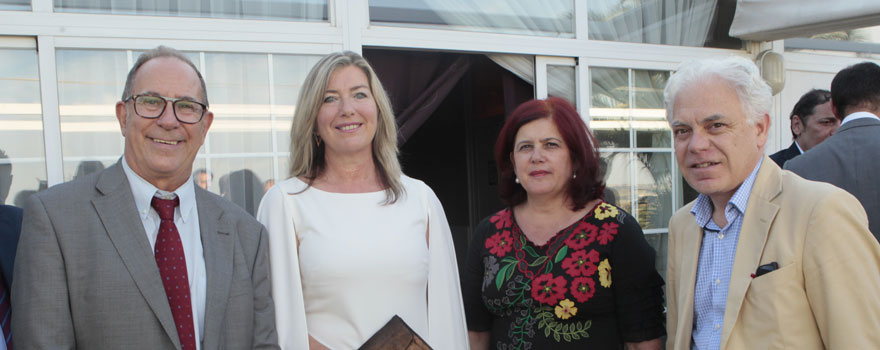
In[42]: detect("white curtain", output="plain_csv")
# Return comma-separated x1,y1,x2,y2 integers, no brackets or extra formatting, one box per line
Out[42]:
588,0,719,46
55,0,326,20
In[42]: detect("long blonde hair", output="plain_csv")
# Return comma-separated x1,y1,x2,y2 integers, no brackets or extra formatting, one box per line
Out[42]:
288,51,403,203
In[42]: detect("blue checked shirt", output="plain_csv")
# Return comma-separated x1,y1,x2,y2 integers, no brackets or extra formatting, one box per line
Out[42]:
690,158,763,350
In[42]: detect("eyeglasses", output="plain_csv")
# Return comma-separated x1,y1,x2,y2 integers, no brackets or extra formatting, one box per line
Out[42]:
124,94,207,124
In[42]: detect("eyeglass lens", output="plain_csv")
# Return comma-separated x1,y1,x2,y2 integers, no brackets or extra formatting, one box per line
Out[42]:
134,95,204,123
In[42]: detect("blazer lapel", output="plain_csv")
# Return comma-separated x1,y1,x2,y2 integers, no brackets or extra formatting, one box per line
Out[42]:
197,189,234,348
720,157,781,348
92,162,182,349
677,211,703,346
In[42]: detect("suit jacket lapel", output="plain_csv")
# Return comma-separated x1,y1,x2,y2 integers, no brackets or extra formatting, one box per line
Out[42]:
92,162,182,348
197,189,234,348
720,157,781,348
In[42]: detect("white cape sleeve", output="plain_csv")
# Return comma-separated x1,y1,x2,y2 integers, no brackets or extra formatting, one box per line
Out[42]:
256,184,310,349
422,182,471,350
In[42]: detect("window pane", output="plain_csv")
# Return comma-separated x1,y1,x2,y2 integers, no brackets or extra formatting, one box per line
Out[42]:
633,70,670,148
211,157,274,217
0,0,29,10
271,54,321,159
635,152,673,230
643,232,668,283
206,53,272,154
55,49,318,212
806,25,880,44
370,0,574,38
594,68,674,234
0,47,46,206
602,151,631,212
56,49,128,179
547,65,576,107
588,0,740,48
786,26,880,59
590,67,629,148
54,0,327,21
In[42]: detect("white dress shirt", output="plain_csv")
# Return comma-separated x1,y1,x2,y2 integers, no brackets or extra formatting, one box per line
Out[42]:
840,111,880,126
121,157,207,349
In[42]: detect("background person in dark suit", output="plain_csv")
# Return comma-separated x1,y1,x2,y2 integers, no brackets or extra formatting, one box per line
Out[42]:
769,89,837,167
12,46,278,349
786,62,880,240
0,204,21,350
0,148,21,349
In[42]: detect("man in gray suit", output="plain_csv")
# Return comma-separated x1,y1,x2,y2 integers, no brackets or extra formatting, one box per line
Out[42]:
786,62,880,241
12,46,279,349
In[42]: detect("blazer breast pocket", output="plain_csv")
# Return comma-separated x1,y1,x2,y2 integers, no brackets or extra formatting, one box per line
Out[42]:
741,262,817,349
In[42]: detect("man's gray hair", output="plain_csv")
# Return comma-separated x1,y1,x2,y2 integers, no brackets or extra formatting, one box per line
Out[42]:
120,46,209,106
664,56,772,125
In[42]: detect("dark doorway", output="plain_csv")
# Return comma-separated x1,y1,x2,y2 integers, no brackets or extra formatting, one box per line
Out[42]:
364,49,533,269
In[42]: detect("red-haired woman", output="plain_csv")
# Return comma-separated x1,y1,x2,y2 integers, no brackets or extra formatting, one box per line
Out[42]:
462,98,665,350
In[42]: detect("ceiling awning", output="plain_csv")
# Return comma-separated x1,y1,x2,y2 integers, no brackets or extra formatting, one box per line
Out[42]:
729,0,880,41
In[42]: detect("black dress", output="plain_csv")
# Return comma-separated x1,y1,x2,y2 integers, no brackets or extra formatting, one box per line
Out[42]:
462,202,665,350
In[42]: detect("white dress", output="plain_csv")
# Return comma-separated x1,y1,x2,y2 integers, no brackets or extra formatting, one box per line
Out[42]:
257,176,469,349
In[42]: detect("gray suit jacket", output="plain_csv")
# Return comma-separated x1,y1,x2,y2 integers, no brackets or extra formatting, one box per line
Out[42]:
11,161,279,349
785,117,880,240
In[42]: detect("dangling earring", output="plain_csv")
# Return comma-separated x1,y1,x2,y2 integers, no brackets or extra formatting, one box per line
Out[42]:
314,134,322,146
515,178,520,184
572,173,577,179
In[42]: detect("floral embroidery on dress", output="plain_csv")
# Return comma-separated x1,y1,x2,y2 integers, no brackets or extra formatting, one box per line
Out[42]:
483,256,500,290
598,259,612,288
491,209,514,229
554,299,577,320
480,203,627,349
597,222,619,245
487,230,514,257
593,202,619,220
563,222,597,250
561,249,599,277
531,273,567,305
570,277,596,303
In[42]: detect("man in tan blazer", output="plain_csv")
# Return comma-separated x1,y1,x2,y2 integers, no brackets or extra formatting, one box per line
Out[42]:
664,56,880,350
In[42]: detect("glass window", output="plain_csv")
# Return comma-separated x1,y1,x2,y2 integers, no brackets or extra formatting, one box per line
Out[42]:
588,0,741,48
369,0,574,38
55,48,320,215
591,67,674,233
54,0,327,21
805,25,880,44
56,49,129,181
786,25,880,59
0,47,46,207
547,64,576,106
0,0,29,10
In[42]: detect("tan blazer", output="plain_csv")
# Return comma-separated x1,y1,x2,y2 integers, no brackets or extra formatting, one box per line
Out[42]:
666,157,880,350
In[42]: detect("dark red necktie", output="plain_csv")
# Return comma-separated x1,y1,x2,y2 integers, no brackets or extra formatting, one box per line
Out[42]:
1,276,12,350
151,197,196,350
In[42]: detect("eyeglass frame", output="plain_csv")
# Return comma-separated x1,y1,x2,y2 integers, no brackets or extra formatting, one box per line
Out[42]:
123,94,208,124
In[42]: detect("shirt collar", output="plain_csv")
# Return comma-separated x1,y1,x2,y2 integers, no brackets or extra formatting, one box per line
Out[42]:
794,140,804,154
690,157,763,230
841,111,880,126
121,156,197,223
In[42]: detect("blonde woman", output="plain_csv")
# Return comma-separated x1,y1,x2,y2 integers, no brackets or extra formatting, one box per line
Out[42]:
257,51,468,349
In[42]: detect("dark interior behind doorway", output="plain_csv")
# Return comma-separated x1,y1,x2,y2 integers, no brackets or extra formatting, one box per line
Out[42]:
364,49,532,270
